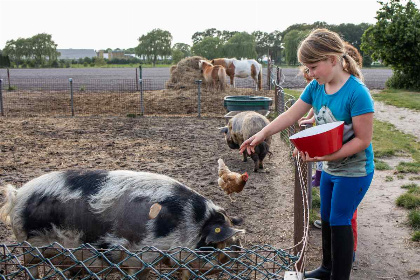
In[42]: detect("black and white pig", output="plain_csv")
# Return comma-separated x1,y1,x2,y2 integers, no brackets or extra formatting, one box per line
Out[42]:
221,111,271,172
0,169,244,279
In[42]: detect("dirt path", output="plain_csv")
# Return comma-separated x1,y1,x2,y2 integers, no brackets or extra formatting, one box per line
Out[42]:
373,97,420,142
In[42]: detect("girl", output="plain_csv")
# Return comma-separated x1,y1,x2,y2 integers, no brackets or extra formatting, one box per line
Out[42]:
239,29,374,280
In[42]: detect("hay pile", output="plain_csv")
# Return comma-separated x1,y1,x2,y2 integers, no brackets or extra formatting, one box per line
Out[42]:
166,56,208,89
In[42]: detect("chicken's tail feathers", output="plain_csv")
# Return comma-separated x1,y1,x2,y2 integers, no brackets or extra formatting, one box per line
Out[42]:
218,158,230,176
218,158,226,170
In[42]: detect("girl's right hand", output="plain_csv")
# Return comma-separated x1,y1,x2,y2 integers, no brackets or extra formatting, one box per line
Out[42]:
239,132,265,155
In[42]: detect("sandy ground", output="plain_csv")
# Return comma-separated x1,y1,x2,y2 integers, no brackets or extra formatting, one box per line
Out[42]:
0,100,419,279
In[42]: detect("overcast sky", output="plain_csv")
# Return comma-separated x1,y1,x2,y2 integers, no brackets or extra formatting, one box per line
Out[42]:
0,0,385,50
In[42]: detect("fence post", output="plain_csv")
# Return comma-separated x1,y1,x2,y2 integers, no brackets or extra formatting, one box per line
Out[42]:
69,78,74,117
267,58,271,90
275,67,285,115
195,80,202,118
0,79,4,116
139,65,142,79
7,68,11,90
136,68,138,91
139,78,144,116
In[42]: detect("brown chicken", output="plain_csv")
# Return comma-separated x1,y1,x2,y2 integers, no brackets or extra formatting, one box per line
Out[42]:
218,158,249,202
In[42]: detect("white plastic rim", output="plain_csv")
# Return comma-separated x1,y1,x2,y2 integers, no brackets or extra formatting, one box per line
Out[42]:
289,121,344,139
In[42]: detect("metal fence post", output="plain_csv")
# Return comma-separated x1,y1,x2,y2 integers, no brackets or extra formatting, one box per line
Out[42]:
139,65,142,79
276,67,285,115
69,78,74,117
7,68,11,90
195,80,202,118
0,79,4,116
139,78,144,116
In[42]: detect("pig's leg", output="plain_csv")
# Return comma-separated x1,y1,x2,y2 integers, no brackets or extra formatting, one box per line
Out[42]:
250,153,259,172
242,152,248,162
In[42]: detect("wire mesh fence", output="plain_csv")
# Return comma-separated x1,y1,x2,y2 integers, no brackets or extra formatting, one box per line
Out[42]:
0,69,313,279
0,243,299,280
0,78,275,118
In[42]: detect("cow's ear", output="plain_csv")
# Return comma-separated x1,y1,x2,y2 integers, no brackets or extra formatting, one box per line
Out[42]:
205,225,243,244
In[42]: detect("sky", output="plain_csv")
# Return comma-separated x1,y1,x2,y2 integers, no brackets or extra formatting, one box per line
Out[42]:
0,0,384,51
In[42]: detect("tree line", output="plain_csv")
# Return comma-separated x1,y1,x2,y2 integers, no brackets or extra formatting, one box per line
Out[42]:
1,0,419,90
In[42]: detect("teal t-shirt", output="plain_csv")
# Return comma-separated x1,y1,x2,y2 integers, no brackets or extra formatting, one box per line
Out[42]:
300,75,375,177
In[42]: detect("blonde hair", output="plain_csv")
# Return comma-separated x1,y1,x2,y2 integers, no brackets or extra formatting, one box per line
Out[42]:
298,29,363,82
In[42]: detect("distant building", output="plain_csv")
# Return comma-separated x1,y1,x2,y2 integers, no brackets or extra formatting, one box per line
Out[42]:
57,49,97,60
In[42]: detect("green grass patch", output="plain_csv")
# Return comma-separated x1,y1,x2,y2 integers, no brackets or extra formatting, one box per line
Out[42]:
408,209,420,230
396,162,420,174
284,89,301,100
312,187,321,209
374,158,391,170
396,193,420,209
412,231,420,242
309,187,321,225
372,89,420,111
401,183,419,189
372,120,420,173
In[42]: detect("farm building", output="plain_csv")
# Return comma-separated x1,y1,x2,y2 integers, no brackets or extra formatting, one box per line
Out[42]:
57,49,97,59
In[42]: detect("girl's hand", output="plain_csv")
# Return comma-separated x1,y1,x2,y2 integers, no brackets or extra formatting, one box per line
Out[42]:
239,132,265,155
298,151,329,162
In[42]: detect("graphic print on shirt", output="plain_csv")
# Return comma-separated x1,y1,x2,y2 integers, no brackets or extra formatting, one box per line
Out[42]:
314,105,366,176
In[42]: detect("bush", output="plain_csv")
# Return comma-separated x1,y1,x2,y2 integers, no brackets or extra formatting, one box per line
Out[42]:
51,60,59,68
386,70,420,91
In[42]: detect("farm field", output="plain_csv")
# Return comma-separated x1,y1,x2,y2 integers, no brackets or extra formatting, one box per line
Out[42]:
0,67,393,89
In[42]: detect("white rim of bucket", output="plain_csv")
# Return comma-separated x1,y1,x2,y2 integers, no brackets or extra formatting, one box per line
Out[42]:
289,121,344,139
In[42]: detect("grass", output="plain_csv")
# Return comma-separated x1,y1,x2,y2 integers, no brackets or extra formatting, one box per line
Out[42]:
309,187,321,225
396,184,420,209
372,89,420,111
396,184,420,241
372,120,420,173
374,158,392,170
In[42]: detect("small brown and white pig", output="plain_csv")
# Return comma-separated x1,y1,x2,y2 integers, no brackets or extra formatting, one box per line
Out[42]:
0,170,244,279
221,111,271,172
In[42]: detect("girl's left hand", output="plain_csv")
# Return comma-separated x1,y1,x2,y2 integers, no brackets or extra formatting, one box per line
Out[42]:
298,151,327,162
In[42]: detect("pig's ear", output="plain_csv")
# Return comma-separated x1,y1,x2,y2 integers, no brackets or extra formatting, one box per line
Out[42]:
219,127,228,134
205,226,244,244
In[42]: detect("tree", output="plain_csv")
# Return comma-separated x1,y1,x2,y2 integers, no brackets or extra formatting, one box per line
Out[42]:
30,33,59,65
223,32,257,59
283,29,310,65
191,37,223,59
171,43,191,64
361,0,420,89
332,23,372,67
3,34,59,67
191,29,238,45
135,29,172,66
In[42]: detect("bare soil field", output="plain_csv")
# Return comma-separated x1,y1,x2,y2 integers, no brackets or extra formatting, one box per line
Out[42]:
1,112,419,279
0,67,393,89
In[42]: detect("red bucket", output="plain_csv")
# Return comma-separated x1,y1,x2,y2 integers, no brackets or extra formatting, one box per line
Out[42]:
289,121,344,158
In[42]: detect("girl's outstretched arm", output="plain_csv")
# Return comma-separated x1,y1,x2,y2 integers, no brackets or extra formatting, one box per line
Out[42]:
240,99,312,155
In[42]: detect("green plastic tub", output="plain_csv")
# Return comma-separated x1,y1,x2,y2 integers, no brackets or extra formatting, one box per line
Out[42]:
223,96,273,112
